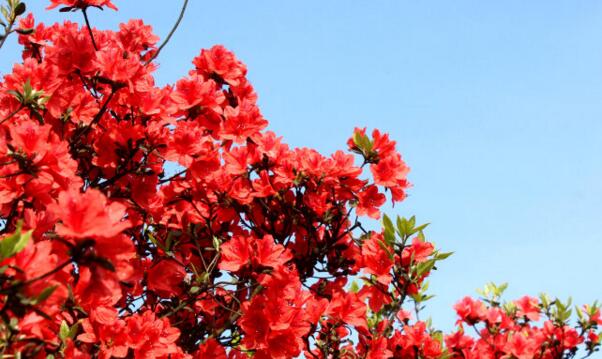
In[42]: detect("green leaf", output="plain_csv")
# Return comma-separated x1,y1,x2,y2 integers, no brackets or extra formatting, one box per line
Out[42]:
503,301,517,315
0,221,32,260
478,282,507,301
396,216,428,238
58,320,78,342
376,238,394,260
539,293,551,308
412,222,430,234
189,286,200,294
408,215,416,229
69,323,80,339
22,78,32,97
431,330,443,343
396,216,408,236
59,321,70,341
422,294,435,302
165,230,181,251
7,89,23,101
13,231,31,255
198,272,210,283
147,231,165,251
1,6,9,21
382,214,396,246
434,251,453,261
382,214,394,234
415,258,436,278
352,131,372,152
212,236,221,252
34,285,58,304
496,282,509,296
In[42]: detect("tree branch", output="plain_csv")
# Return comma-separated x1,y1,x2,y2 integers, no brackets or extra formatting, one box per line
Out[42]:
145,0,189,65
81,8,98,51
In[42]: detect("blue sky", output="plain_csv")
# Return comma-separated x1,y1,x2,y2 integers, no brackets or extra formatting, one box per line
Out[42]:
1,1,602,333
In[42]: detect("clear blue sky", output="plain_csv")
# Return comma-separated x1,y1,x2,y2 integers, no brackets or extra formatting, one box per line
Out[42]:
2,1,602,333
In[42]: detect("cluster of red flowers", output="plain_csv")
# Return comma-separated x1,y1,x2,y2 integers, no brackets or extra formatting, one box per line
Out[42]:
0,1,600,358
448,286,602,358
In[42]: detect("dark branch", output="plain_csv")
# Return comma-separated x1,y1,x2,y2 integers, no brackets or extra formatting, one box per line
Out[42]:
145,0,189,65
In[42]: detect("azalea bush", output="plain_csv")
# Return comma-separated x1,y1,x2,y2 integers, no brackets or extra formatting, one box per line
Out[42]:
0,1,600,358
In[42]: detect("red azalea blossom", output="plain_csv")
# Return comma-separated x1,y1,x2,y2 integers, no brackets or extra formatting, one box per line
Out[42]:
361,232,394,285
193,45,247,87
49,188,131,239
147,259,187,297
515,295,541,322
454,296,488,325
47,0,117,10
356,185,386,219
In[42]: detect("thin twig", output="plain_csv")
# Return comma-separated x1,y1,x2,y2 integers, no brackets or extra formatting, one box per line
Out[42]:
145,0,189,65
0,105,24,126
0,9,16,51
81,8,98,51
158,169,187,184
21,259,71,286
71,90,115,143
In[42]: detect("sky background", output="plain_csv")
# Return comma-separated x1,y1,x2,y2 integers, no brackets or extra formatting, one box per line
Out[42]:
1,0,601,335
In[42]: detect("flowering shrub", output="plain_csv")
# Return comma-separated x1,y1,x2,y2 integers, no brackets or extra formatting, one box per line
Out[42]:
0,1,600,358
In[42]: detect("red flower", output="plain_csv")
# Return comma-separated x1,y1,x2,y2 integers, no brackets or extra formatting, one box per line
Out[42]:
360,283,393,312
217,234,253,272
366,337,393,359
47,0,118,11
125,311,181,358
515,296,541,321
78,306,128,359
586,305,602,325
118,19,160,54
196,338,226,359
74,266,123,308
400,237,434,267
239,266,310,358
356,185,386,219
454,297,487,325
164,121,213,167
171,75,224,112
326,292,368,331
49,188,131,239
221,100,268,143
93,47,144,87
193,45,247,87
147,259,186,297
8,240,69,314
219,234,292,272
445,331,475,357
503,330,538,359
361,232,393,285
